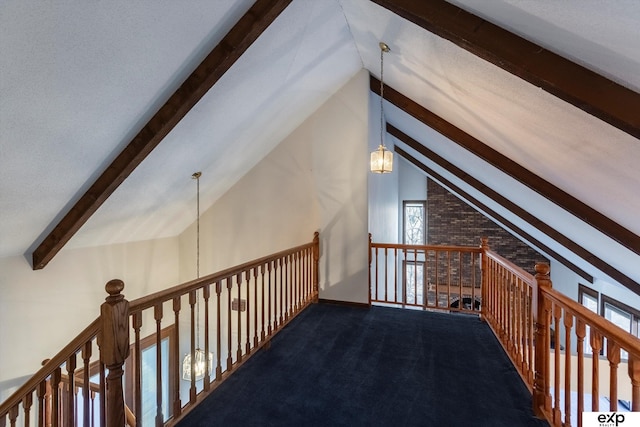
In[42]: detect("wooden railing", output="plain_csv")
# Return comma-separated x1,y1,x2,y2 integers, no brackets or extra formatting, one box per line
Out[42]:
370,236,640,426
533,264,640,427
482,245,536,391
369,235,483,314
0,233,319,427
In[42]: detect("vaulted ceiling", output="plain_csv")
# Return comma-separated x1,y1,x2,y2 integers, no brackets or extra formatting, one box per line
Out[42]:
2,1,639,290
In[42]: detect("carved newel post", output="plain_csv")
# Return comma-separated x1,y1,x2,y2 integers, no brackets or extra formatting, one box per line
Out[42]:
533,263,552,419
98,280,130,427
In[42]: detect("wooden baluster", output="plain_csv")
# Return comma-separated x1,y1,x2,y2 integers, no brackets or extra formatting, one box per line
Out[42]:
90,391,96,427
414,248,419,306
629,353,640,411
37,379,46,427
203,285,211,391
81,342,92,427
7,405,17,427
171,298,182,416
384,247,388,302
285,255,293,320
368,234,373,305
245,271,252,355
254,267,260,347
373,245,378,303
564,313,574,427
313,231,319,302
552,304,562,425
435,250,440,308
260,265,266,341
607,340,620,412
51,368,61,427
215,281,222,381
590,329,602,411
132,313,143,421
458,251,462,311
153,303,164,425
8,406,17,427
226,278,233,372
446,251,452,309
393,247,398,304
267,262,273,336
188,290,197,403
533,263,551,419
480,238,489,321
576,320,586,426
278,258,284,327
22,392,33,427
294,252,299,312
66,355,76,427
237,273,243,363
98,362,105,427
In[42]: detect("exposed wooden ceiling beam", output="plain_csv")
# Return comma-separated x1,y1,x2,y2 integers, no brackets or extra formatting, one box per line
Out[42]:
371,76,640,260
370,0,640,140
31,0,293,270
392,127,640,295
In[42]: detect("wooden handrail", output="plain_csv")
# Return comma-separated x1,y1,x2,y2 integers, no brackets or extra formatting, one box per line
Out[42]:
130,240,317,314
541,285,640,359
371,242,482,253
484,249,534,285
0,234,318,427
0,318,100,416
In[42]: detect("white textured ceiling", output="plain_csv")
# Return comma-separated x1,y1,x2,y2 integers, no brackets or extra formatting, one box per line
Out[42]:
1,0,639,280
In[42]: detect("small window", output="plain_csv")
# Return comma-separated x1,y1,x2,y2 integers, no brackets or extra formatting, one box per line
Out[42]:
601,295,640,360
403,201,426,245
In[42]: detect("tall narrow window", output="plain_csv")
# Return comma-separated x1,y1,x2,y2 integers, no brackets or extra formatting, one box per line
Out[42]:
403,201,426,245
403,201,426,306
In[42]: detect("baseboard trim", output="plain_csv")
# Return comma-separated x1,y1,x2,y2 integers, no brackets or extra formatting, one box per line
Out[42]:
317,298,370,309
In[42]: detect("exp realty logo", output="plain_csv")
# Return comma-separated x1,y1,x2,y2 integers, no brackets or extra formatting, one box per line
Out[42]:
583,412,639,427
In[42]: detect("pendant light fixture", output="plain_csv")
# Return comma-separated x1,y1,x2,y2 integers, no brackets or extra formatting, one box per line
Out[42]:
370,41,393,173
182,171,213,381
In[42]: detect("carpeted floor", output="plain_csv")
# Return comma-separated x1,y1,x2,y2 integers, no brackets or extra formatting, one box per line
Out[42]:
177,303,548,426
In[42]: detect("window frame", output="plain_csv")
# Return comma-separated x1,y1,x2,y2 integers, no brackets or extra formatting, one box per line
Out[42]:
403,200,426,245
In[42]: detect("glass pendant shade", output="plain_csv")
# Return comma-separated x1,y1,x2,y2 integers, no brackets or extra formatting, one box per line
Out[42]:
370,144,393,173
182,348,214,381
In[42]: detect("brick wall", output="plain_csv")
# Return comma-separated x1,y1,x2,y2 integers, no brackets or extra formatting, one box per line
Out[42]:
426,178,547,275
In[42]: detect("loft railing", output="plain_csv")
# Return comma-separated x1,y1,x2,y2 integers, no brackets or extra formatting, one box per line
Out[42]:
369,235,483,314
533,265,640,426
370,237,640,426
0,233,319,427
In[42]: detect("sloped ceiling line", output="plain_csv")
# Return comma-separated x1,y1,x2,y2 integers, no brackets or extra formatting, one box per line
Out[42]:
370,0,640,139
30,0,294,270
394,144,593,285
371,76,640,259
391,126,640,295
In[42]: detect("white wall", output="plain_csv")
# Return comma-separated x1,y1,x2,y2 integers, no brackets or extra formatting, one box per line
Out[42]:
368,95,399,244
0,237,179,399
0,68,372,403
179,69,370,300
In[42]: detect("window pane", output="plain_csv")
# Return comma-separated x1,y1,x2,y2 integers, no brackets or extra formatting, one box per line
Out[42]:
605,302,632,360
581,292,598,355
405,262,424,305
404,203,425,245
142,338,170,425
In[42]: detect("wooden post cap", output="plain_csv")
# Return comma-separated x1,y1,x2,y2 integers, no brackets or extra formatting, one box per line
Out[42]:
535,263,550,276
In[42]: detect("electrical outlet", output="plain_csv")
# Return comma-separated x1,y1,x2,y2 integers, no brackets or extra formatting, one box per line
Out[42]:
232,298,246,312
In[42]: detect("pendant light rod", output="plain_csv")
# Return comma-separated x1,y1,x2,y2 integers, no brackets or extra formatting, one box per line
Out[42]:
371,41,393,173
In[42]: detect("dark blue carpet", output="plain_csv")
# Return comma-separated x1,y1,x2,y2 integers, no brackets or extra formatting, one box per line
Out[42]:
178,303,548,426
